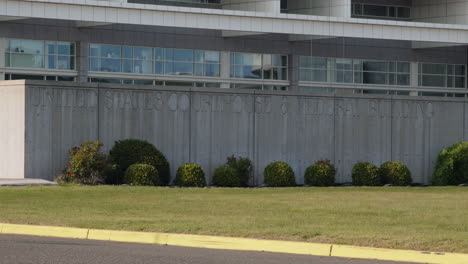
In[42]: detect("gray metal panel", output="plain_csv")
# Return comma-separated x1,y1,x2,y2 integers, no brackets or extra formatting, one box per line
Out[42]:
98,88,191,183
25,85,99,180
334,97,392,183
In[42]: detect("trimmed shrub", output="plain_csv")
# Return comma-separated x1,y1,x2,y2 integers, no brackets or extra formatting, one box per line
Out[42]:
124,163,160,186
432,142,468,185
103,163,124,185
226,156,252,186
109,139,170,185
304,159,336,186
212,166,241,187
62,141,107,185
175,163,206,187
379,161,412,186
264,161,296,187
352,162,380,186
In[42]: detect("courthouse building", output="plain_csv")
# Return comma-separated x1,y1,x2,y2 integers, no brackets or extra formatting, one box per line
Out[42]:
1,0,468,184
0,0,467,95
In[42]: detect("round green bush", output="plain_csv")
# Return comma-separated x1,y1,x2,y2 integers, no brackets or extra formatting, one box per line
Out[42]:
175,163,206,187
432,142,468,185
304,160,336,186
109,139,170,185
264,161,296,187
379,161,412,186
124,163,160,186
352,162,380,186
103,163,124,185
212,166,241,187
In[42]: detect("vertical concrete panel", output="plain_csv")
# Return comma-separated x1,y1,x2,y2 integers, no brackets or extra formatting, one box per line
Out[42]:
465,102,468,141
190,91,254,184
99,87,190,183
426,100,464,183
334,97,392,183
25,85,98,180
254,94,334,185
0,83,25,179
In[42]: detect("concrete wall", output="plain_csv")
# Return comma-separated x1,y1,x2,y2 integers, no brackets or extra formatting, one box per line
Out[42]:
3,80,467,184
413,0,468,25
0,81,25,179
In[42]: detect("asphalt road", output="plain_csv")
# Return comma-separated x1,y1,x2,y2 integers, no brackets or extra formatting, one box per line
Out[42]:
0,234,420,264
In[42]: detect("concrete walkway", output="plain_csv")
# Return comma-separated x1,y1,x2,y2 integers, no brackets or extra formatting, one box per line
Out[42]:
0,179,56,186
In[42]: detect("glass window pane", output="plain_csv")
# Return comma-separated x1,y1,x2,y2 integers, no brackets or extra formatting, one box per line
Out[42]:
101,58,121,72
363,72,387,84
336,58,352,70
58,76,74,82
173,49,193,62
10,39,44,54
58,42,73,55
195,63,204,76
237,65,261,79
363,5,387,16
155,61,164,74
205,64,220,77
455,77,465,88
11,54,44,68
205,51,220,63
123,60,133,73
235,53,261,66
398,7,410,18
397,62,410,73
448,65,455,75
164,62,173,74
388,73,396,85
397,74,410,85
5,53,10,67
422,75,446,87
363,61,387,72
134,60,152,74
57,56,73,70
90,58,100,71
47,42,56,55
263,54,272,66
5,39,10,52
47,56,56,69
195,51,204,63
263,68,272,79
455,65,465,76
447,76,454,87
299,69,312,81
134,80,153,85
123,46,132,59
172,62,193,75
134,47,152,60
388,62,396,72
90,44,100,57
354,72,362,83
155,48,164,61
422,63,446,75
100,45,121,58
312,69,327,82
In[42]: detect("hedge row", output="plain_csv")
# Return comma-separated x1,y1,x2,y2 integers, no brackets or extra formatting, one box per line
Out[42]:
58,139,467,186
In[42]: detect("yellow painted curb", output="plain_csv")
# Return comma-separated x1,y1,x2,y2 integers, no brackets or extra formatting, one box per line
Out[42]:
331,245,468,264
1,223,468,264
1,223,88,239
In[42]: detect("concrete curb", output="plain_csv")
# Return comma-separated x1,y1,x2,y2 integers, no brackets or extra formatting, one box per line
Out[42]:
1,223,467,264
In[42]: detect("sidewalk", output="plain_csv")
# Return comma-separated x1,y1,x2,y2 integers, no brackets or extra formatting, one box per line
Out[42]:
0,179,56,186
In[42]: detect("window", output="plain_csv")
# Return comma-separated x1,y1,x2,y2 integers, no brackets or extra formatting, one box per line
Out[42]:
230,52,287,80
90,44,220,77
5,39,75,70
230,83,288,90
418,63,466,88
352,4,410,19
299,56,410,86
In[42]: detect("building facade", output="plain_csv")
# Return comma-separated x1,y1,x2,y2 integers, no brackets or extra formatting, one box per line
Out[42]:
0,0,468,96
1,0,468,183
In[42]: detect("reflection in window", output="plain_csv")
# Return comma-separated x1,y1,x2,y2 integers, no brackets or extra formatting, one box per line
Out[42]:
352,3,410,19
418,63,466,88
90,44,220,77
230,52,287,80
5,39,75,70
299,56,410,86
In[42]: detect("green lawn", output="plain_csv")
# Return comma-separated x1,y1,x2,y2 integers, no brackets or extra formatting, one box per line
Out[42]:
0,186,467,253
